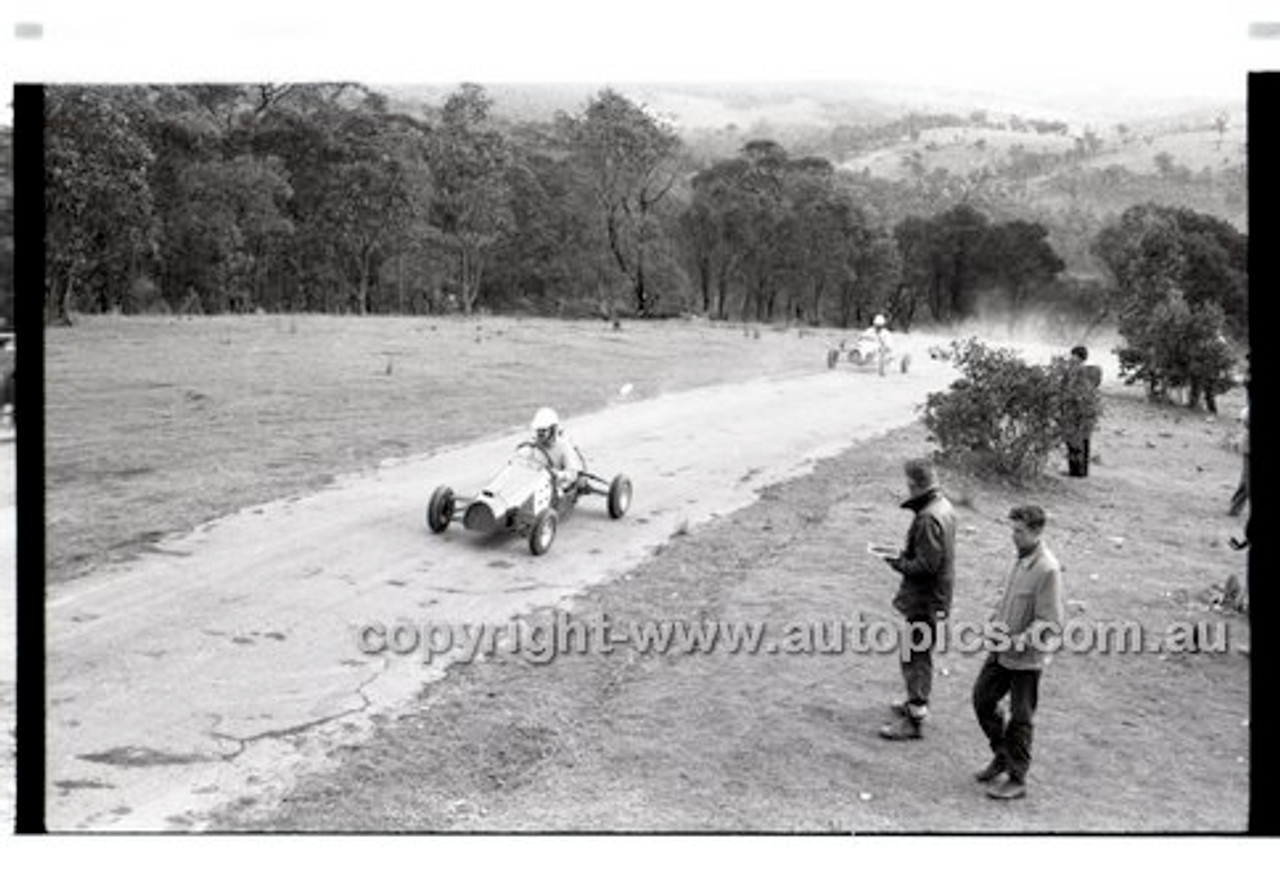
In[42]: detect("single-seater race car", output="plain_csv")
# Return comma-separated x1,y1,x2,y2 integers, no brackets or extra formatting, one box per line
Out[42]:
426,442,632,555
826,330,911,375
825,314,910,375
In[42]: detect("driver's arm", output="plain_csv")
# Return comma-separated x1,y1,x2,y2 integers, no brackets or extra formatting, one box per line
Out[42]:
552,439,583,487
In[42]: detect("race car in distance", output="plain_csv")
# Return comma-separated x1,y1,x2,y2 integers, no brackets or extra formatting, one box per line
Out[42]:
825,314,910,375
426,442,632,555
826,332,911,374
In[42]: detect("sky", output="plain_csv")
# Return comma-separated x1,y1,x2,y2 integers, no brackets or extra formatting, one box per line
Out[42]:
2,1,1276,125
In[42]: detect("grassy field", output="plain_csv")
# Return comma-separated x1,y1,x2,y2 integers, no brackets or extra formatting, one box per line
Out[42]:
45,314,831,583
842,127,1077,179
213,384,1250,831
1080,127,1246,175
841,122,1244,181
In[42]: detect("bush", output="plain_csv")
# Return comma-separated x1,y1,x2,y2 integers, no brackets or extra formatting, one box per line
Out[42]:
922,338,1101,479
1115,295,1235,410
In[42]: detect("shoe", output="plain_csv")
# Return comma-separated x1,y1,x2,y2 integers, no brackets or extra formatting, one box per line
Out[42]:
890,700,928,720
878,717,922,740
974,757,1007,783
985,777,1026,800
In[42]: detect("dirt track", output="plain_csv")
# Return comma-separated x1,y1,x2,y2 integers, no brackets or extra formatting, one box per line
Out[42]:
46,347,956,830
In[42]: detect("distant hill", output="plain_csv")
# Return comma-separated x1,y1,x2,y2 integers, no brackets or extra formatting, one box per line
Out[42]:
377,80,905,131
834,111,1246,233
376,79,1244,135
838,116,1245,180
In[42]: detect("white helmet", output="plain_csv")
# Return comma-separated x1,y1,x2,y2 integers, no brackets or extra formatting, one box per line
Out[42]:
873,314,886,328
531,407,560,436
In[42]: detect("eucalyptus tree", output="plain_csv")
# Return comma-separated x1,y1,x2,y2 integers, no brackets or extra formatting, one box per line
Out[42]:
144,85,294,312
44,86,159,321
684,155,756,320
1094,203,1246,406
247,84,432,313
564,89,682,316
426,83,515,316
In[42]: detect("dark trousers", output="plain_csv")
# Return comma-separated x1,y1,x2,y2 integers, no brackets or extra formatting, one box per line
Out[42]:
972,653,1041,779
1066,436,1090,476
900,615,938,710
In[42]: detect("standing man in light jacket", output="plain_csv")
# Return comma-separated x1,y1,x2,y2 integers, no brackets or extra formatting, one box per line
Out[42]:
879,458,957,740
972,505,1065,800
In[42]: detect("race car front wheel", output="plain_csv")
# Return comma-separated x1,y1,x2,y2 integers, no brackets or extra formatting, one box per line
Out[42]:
608,475,632,519
427,486,455,533
530,509,557,555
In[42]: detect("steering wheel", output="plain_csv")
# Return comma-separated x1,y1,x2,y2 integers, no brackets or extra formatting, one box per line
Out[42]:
515,440,556,473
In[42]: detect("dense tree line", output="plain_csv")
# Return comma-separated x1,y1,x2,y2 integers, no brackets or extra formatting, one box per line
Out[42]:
40,84,1245,339
45,84,679,320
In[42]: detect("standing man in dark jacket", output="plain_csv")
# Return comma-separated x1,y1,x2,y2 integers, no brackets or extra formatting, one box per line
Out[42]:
879,458,957,740
1063,345,1101,477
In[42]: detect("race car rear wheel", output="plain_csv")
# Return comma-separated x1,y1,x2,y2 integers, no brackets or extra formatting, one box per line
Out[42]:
530,509,557,555
607,474,632,519
427,486,455,533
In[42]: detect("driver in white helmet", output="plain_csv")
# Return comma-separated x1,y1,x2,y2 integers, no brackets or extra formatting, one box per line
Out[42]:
530,407,584,496
868,313,893,345
867,314,893,374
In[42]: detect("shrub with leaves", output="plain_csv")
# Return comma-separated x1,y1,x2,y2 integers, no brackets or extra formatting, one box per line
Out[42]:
1115,295,1235,410
1094,203,1245,411
922,338,1101,479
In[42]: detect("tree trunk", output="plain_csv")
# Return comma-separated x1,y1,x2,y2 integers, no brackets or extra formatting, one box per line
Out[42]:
458,243,485,317
948,262,965,319
698,257,712,315
634,254,649,316
61,274,77,324
901,293,917,331
605,210,631,279
714,256,732,321
470,251,485,315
